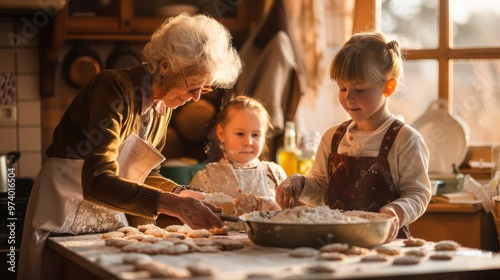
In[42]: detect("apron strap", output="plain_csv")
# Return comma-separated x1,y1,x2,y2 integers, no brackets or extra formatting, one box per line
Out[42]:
331,120,352,153
378,119,404,158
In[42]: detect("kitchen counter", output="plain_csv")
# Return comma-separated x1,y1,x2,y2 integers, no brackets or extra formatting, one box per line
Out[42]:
411,201,499,251
45,232,500,280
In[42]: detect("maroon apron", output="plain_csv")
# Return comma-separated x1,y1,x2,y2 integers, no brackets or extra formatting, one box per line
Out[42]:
326,119,409,238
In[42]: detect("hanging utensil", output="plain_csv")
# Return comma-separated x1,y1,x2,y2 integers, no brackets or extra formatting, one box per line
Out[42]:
62,43,102,88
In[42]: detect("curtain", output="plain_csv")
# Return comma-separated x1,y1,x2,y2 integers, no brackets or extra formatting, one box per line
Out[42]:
283,0,354,106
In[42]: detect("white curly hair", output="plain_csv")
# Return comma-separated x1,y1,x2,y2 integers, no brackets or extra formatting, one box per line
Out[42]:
142,13,242,89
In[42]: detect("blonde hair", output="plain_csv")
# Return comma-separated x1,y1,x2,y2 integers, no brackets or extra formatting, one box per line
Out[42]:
216,96,272,134
330,32,403,85
142,13,242,88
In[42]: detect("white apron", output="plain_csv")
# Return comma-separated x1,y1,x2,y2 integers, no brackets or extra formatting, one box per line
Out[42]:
206,164,271,198
17,158,127,280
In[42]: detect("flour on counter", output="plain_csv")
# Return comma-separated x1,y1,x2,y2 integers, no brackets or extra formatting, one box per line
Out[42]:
242,205,391,224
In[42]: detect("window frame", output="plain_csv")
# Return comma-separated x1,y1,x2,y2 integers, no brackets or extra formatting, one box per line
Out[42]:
356,0,500,172
369,0,500,108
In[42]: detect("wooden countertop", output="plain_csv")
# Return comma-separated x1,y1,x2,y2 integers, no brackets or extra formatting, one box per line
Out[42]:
427,201,483,213
46,232,500,280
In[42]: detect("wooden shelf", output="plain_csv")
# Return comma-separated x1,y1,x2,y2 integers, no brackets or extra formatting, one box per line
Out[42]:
39,0,265,97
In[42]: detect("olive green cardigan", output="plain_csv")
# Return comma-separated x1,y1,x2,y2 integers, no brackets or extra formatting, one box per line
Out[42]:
46,64,177,219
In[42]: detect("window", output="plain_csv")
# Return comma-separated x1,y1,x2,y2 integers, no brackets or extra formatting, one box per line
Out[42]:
380,0,500,144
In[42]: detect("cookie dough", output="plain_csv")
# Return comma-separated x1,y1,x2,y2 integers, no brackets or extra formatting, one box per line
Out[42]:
375,247,401,256
234,193,260,215
289,247,318,258
316,252,346,261
392,256,421,265
403,237,426,247
360,254,388,262
434,240,461,251
135,260,190,278
320,243,349,253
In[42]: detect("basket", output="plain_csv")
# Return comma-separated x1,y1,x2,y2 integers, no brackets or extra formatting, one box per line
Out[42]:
493,196,500,242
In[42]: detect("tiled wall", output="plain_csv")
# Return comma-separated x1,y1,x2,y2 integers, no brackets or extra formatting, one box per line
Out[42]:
0,18,42,179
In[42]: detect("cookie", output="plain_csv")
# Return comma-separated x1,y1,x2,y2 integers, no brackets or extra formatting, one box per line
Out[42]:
360,254,388,262
434,240,460,251
430,253,453,260
122,253,152,264
344,246,369,256
160,243,190,255
375,247,401,256
191,238,215,247
135,260,190,278
212,239,246,250
196,245,220,253
101,231,125,239
289,247,318,258
124,234,146,241
403,237,426,247
316,252,346,261
320,243,349,253
245,273,274,280
165,224,184,232
187,229,211,238
144,228,168,238
141,235,163,243
392,256,421,265
209,225,230,235
303,263,335,273
177,239,199,251
117,226,141,235
155,241,175,247
162,232,187,240
177,225,192,235
405,250,427,258
136,244,163,255
105,238,138,248
137,223,159,233
186,262,214,276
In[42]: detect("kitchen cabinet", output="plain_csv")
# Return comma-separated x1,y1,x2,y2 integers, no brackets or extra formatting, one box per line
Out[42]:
410,203,499,252
39,0,266,97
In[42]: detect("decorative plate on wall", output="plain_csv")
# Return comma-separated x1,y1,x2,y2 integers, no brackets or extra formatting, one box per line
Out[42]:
411,99,469,174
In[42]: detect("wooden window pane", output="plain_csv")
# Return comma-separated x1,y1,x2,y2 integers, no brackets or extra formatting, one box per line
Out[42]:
380,0,439,49
389,60,439,124
452,59,500,143
452,0,500,48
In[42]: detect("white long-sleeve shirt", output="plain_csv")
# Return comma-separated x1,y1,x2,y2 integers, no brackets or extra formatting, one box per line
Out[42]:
300,115,431,226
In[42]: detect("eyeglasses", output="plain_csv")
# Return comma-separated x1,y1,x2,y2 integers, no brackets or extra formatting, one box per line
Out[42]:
181,70,213,94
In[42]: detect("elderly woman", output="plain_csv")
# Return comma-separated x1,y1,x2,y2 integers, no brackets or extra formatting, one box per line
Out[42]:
19,13,242,280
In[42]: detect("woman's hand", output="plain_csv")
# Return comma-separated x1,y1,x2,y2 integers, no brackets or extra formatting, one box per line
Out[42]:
380,206,401,243
177,189,206,200
157,192,223,229
275,175,305,209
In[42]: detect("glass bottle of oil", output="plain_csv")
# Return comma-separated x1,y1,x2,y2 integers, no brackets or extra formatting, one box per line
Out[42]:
277,121,300,176
298,131,321,175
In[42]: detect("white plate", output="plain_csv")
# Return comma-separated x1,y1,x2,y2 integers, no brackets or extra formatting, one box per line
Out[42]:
411,99,469,174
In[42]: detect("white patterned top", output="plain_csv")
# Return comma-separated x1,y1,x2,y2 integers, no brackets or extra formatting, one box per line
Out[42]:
190,156,287,199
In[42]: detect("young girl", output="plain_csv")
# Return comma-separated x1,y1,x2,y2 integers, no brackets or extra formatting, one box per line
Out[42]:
275,32,431,242
190,96,286,208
